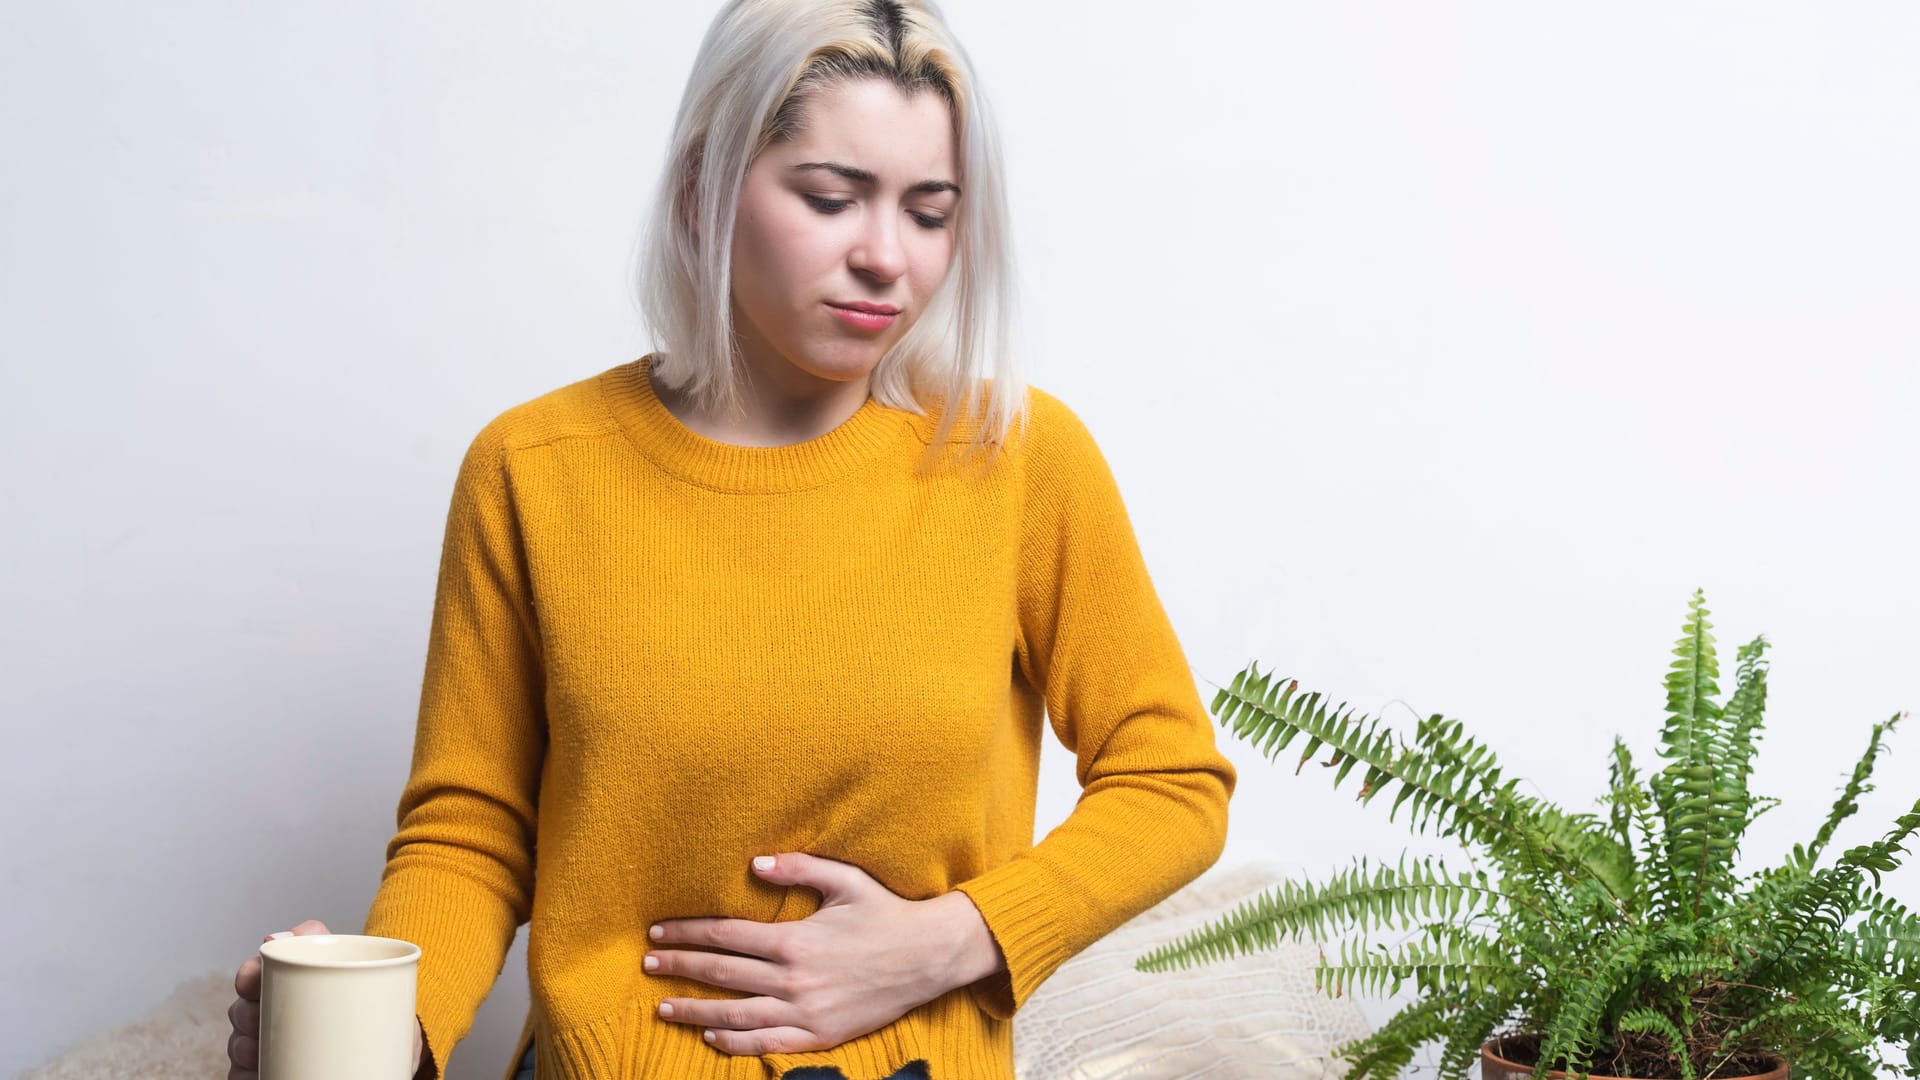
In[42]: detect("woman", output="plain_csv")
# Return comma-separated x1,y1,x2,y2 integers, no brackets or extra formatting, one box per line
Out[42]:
227,2,1235,1078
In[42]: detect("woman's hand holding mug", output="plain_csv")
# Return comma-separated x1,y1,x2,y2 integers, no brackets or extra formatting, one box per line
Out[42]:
227,919,427,1079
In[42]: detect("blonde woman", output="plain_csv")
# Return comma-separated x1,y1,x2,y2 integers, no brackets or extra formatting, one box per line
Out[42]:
227,2,1235,1078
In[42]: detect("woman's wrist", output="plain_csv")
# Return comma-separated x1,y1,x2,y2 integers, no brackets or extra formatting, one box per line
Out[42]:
921,890,1006,995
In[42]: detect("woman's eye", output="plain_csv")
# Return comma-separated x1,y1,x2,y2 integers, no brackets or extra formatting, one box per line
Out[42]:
804,194,948,231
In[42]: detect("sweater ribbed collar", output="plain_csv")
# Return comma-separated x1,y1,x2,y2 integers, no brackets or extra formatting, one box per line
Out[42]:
601,354,905,494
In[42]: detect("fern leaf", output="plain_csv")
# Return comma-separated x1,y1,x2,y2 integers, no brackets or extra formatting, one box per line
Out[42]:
1210,662,1634,906
1605,737,1643,863
1316,925,1520,999
1793,711,1905,873
1650,588,1739,922
1719,997,1875,1052
1714,634,1771,865
1751,794,1920,985
1848,893,1920,983
1519,798,1639,909
1616,1006,1696,1080
1132,853,1501,973
1535,923,1672,1077
1437,990,1517,1079
1331,996,1454,1080
1787,1032,1880,1080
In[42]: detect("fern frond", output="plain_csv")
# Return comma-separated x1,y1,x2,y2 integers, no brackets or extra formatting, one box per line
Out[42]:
1781,1032,1879,1080
1872,995,1920,1073
1316,924,1520,999
1534,923,1671,1077
1649,588,1742,922
1715,633,1771,857
1419,713,1635,903
1211,668,1503,840
1210,664,1633,905
1751,794,1920,985
1718,997,1874,1052
1331,996,1454,1080
1799,798,1920,920
1849,893,1920,983
1604,737,1644,862
1616,1007,1695,1080
1437,990,1517,1079
1645,944,1725,983
1520,798,1638,909
1132,852,1501,973
1792,711,1905,873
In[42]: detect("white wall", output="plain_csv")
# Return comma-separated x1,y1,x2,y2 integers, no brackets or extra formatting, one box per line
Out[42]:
4,2,1915,1076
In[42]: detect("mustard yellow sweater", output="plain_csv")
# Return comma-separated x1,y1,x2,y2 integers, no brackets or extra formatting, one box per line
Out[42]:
361,355,1237,1080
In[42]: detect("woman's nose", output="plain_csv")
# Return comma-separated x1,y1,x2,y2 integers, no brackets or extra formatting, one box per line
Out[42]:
848,213,908,281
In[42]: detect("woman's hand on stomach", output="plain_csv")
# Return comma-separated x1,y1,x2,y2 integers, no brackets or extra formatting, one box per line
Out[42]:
642,852,1004,1055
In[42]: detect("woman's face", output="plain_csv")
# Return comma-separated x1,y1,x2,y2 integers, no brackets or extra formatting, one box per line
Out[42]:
727,77,960,389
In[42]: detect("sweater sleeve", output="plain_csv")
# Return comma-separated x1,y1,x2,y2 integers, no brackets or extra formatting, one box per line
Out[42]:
361,420,546,1079
952,390,1238,1020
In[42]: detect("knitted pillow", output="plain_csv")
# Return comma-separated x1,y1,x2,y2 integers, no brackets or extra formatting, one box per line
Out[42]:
1011,860,1372,1080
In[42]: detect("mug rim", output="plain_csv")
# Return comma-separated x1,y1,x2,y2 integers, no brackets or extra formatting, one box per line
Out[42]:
258,933,422,968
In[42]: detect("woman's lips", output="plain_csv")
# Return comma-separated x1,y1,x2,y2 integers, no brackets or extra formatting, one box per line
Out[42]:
826,302,897,331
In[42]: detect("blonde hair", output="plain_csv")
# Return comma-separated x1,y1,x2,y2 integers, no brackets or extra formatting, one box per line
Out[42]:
633,0,1026,460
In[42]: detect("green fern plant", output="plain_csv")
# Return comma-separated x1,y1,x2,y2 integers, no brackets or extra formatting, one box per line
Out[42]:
1138,590,1918,1079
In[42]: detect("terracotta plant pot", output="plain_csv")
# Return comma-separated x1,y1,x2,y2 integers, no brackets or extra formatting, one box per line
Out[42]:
1480,1034,1789,1080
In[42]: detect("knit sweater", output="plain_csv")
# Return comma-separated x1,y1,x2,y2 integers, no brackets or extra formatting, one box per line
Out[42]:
360,355,1237,1080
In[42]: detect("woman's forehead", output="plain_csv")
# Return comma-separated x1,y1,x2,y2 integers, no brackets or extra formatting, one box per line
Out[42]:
780,80,958,182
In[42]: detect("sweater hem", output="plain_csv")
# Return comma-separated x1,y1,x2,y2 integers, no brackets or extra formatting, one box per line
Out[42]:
529,984,1012,1080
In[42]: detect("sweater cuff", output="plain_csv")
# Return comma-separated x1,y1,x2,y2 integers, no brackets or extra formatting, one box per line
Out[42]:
952,860,1076,1021
363,867,521,1080
413,1014,438,1080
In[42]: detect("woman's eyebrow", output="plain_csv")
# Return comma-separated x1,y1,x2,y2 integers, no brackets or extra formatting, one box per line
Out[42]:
789,160,961,197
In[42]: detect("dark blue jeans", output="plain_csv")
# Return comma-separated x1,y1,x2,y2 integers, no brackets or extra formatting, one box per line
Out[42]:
512,1042,930,1079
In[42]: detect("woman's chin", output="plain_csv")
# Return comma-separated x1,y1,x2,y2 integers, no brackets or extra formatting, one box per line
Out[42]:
789,349,886,385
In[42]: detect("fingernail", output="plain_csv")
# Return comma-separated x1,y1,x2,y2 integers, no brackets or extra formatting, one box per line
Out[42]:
269,932,294,940
658,1002,674,1017
752,855,776,871
644,955,658,971
648,924,663,941
703,1030,716,1043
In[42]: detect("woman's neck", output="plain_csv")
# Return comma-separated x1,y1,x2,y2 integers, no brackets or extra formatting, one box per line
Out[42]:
649,352,872,449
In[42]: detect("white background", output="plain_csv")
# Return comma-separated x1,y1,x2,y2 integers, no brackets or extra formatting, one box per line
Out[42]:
4,2,1916,1076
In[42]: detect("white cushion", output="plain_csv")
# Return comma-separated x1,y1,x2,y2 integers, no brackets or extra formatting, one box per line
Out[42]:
1013,860,1372,1080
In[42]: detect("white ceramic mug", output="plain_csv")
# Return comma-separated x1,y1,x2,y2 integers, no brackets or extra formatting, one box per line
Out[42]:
257,933,422,1080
